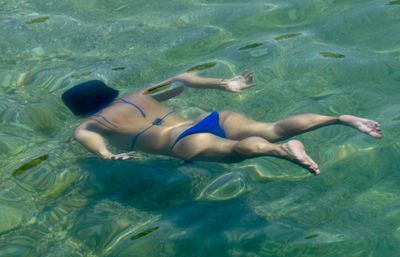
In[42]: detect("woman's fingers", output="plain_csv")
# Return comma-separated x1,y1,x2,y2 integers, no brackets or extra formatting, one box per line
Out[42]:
241,71,254,82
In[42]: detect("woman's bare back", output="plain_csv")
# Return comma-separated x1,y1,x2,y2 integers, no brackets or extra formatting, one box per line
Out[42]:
80,92,193,153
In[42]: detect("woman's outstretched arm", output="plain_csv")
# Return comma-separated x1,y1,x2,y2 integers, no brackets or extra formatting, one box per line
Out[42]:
141,71,255,101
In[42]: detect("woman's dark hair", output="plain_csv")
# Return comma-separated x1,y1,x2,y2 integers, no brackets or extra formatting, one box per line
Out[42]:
62,80,119,116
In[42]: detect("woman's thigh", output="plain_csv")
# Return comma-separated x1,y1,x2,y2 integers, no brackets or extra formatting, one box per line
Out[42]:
219,111,275,141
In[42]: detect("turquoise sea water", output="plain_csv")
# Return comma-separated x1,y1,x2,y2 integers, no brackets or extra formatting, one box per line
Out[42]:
1,0,400,256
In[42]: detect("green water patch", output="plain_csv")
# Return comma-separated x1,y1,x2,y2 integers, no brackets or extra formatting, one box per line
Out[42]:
71,71,92,79
18,103,62,136
197,172,246,201
239,43,263,50
12,154,48,177
0,123,37,156
25,17,49,25
240,41,278,58
387,0,400,5
320,51,345,59
64,136,74,144
130,226,159,241
274,32,302,41
304,233,320,240
148,84,172,94
112,67,126,71
186,62,216,72
0,205,24,234
309,90,337,100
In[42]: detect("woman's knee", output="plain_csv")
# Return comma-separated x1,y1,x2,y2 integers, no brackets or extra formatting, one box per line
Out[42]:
233,137,265,157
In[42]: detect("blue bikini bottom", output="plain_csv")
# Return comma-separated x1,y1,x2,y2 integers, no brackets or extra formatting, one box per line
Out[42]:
171,112,226,149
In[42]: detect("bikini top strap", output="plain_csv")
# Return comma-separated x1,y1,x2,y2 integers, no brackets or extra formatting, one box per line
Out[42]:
119,98,146,118
92,114,119,128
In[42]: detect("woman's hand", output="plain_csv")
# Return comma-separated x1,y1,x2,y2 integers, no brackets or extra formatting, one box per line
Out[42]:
223,71,255,93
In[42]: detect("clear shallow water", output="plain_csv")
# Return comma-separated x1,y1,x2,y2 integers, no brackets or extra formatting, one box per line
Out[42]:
0,0,399,256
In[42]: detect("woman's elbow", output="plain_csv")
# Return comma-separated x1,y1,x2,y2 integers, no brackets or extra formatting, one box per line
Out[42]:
73,128,85,142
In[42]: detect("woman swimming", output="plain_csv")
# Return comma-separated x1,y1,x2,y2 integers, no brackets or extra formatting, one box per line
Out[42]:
63,72,381,175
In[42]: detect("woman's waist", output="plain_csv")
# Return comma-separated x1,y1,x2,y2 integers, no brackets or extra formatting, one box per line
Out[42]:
167,121,196,140
125,121,195,151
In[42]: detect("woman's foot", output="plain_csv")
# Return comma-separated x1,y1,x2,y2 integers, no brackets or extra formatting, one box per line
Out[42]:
281,140,320,175
339,115,382,138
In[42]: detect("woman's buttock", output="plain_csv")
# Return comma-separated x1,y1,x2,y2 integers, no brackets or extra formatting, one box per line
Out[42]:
171,132,236,162
168,112,237,161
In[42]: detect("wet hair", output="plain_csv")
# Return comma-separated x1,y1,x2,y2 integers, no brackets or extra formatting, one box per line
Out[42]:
62,80,119,116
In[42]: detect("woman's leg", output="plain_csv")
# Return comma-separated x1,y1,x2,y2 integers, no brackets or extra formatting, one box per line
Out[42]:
171,133,320,175
220,111,381,142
